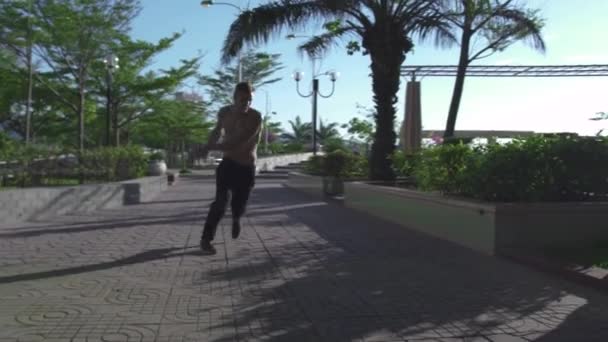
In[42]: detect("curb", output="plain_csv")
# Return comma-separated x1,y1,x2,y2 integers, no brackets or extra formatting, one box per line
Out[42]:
498,248,608,293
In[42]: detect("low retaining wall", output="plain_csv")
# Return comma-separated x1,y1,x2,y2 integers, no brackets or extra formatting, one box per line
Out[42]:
0,176,167,224
344,182,608,255
256,153,314,174
284,172,325,199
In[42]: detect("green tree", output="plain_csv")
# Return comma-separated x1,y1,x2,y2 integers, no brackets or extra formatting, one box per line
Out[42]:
89,33,201,146
132,95,212,166
219,0,449,180
199,50,284,111
281,115,312,145
29,0,140,151
439,0,546,138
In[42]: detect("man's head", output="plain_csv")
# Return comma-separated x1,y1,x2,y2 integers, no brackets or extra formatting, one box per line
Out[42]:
233,82,253,113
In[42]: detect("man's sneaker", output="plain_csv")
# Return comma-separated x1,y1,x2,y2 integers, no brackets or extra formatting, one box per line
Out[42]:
232,220,241,239
200,239,216,254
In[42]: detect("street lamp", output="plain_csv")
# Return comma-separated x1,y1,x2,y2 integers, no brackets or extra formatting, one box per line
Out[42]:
293,69,339,155
103,54,119,146
287,34,339,155
201,0,243,83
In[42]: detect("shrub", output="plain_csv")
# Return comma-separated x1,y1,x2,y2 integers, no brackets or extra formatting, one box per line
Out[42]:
303,155,324,175
323,150,352,178
323,138,348,153
2,145,147,187
412,135,608,202
303,151,368,179
283,142,305,153
391,150,419,178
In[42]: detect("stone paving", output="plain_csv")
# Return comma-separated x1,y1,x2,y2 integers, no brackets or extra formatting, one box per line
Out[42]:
1,175,608,341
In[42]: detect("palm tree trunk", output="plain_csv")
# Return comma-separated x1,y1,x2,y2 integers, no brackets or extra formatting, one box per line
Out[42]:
369,53,403,181
444,29,472,139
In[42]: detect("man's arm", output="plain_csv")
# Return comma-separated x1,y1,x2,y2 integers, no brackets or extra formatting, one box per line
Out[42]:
212,112,262,151
196,109,223,158
206,109,224,146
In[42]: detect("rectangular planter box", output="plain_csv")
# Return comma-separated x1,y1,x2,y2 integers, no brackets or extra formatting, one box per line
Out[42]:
344,182,608,255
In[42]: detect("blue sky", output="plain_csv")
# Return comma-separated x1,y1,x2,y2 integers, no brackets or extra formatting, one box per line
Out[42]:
130,0,608,137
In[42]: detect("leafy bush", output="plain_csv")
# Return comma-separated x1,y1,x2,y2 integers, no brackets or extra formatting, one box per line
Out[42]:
391,150,419,177
303,155,324,175
414,143,477,195
324,150,353,178
0,131,16,160
323,138,348,153
1,145,147,188
303,151,368,179
412,135,608,202
283,142,305,153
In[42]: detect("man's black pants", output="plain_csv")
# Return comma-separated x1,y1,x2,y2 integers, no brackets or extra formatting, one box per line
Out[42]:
202,158,255,241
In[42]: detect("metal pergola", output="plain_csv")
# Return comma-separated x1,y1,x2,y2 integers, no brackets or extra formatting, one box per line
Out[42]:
401,64,608,78
398,64,608,152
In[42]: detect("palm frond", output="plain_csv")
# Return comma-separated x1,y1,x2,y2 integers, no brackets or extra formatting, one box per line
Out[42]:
297,25,357,58
221,1,335,64
492,7,546,52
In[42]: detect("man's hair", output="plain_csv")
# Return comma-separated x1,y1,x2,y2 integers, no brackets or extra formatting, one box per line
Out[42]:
234,82,253,97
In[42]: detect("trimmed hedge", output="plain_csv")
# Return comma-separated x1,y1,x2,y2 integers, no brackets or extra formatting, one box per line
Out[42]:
412,135,608,202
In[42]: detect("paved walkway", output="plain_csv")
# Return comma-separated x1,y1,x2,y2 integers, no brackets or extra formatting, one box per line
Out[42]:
1,175,608,342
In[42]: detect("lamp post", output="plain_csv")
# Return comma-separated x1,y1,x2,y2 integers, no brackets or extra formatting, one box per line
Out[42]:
293,70,339,155
24,0,34,145
103,54,119,146
286,33,332,155
201,0,243,83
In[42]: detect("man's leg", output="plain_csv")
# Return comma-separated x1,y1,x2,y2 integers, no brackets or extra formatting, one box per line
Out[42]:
201,161,230,247
230,164,255,239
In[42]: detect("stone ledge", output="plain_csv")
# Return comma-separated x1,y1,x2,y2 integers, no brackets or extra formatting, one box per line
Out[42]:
0,175,167,224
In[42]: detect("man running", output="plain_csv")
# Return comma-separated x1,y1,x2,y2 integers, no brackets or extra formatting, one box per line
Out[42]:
197,82,262,254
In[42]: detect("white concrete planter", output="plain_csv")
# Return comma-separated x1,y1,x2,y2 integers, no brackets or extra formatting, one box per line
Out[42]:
345,181,608,255
148,160,167,176
0,176,168,224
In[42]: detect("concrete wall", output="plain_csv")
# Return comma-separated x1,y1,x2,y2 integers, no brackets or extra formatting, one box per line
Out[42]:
495,203,608,249
345,182,497,255
0,176,167,224
344,182,608,255
256,153,314,174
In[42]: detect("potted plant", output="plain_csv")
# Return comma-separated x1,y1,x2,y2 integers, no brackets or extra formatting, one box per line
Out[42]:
148,151,167,176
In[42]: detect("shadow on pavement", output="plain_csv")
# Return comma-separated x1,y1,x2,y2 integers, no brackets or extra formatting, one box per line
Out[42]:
210,185,608,341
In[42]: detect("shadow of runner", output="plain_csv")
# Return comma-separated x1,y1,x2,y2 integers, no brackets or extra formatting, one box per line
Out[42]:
208,185,608,342
0,211,203,238
0,246,202,284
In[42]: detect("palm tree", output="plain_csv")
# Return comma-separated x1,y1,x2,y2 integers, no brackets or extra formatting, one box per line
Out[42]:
281,115,312,144
316,118,340,143
438,0,546,138
219,0,450,180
